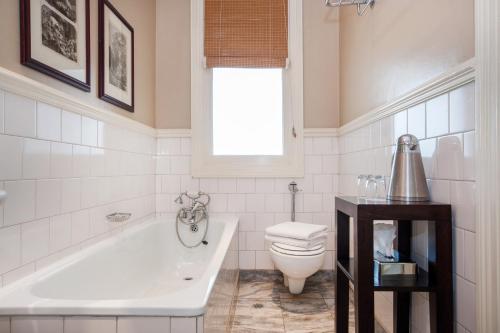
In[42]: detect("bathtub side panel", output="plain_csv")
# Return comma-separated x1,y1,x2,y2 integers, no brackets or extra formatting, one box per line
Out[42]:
203,224,239,332
0,317,9,333
64,317,117,333
117,317,171,333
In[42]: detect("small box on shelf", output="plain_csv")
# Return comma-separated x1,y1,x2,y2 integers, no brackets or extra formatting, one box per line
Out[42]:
374,251,417,284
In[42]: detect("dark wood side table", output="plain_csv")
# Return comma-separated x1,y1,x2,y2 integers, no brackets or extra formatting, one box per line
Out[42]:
334,196,453,333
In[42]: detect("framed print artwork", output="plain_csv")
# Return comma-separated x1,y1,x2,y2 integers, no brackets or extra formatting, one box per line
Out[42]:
98,0,134,112
20,0,91,91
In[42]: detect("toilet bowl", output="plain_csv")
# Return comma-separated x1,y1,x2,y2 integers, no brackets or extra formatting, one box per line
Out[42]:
270,242,326,294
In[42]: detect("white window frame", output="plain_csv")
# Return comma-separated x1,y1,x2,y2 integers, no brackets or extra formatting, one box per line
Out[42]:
190,0,304,178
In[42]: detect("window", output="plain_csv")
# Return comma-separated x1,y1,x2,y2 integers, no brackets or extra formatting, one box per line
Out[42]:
212,68,283,156
191,0,303,177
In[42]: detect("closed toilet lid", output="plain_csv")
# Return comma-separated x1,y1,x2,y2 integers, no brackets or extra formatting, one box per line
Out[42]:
271,242,325,256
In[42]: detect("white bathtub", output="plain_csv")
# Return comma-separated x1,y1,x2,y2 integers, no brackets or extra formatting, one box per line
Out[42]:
0,215,239,318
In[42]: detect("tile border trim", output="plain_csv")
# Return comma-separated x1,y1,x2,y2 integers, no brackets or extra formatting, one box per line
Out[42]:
339,58,476,136
156,128,339,138
0,67,156,137
1,57,474,142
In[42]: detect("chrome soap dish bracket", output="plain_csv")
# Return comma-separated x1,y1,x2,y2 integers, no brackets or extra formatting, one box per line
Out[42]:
106,212,132,223
325,0,375,16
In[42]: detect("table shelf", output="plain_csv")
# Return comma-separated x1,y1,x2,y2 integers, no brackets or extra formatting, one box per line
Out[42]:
337,258,433,292
334,196,453,333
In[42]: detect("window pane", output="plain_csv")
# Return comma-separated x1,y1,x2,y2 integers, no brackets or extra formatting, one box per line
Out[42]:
212,68,283,156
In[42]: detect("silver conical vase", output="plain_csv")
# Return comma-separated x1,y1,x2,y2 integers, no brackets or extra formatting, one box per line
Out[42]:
387,134,430,202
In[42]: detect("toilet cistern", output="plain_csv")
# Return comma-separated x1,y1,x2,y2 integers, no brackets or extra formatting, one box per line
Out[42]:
288,181,300,221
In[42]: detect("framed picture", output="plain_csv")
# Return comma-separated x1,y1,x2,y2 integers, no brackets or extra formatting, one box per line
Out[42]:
98,0,134,112
20,0,90,91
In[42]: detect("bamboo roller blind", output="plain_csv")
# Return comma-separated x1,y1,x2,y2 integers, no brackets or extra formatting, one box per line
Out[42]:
204,0,288,68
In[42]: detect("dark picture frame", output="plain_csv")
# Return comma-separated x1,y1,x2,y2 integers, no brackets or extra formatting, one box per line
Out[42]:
98,0,134,112
20,0,91,91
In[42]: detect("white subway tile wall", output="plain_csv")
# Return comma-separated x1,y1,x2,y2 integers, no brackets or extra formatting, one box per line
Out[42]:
407,103,426,140
37,103,61,141
156,135,340,271
4,93,36,137
0,135,23,180
0,80,476,333
338,81,476,333
61,111,82,144
0,89,156,288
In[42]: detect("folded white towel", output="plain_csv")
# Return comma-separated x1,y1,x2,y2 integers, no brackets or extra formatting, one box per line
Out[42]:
265,222,328,240
265,234,327,249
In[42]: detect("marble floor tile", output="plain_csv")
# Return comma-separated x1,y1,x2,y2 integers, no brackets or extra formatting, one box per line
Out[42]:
308,270,335,283
324,298,335,310
319,285,336,299
375,321,387,333
280,298,329,315
231,271,386,333
276,283,324,299
231,299,285,333
238,281,279,300
283,311,335,333
240,270,283,283
330,301,356,326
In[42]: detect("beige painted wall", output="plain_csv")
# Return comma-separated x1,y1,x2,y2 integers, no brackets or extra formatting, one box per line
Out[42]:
155,0,340,129
155,0,191,129
0,0,156,127
339,0,475,125
304,1,340,128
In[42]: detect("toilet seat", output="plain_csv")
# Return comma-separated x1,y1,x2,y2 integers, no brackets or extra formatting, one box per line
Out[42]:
271,242,325,256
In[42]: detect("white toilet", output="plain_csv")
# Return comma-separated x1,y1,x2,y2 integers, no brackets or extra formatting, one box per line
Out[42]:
269,242,326,294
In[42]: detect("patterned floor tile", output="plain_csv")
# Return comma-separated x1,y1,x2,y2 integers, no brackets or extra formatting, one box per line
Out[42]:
238,281,280,300
231,299,285,333
240,270,283,283
283,311,335,333
324,298,335,310
231,270,386,333
280,298,329,315
276,283,324,299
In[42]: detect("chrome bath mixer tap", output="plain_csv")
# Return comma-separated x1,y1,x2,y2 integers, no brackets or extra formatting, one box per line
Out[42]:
174,191,211,248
